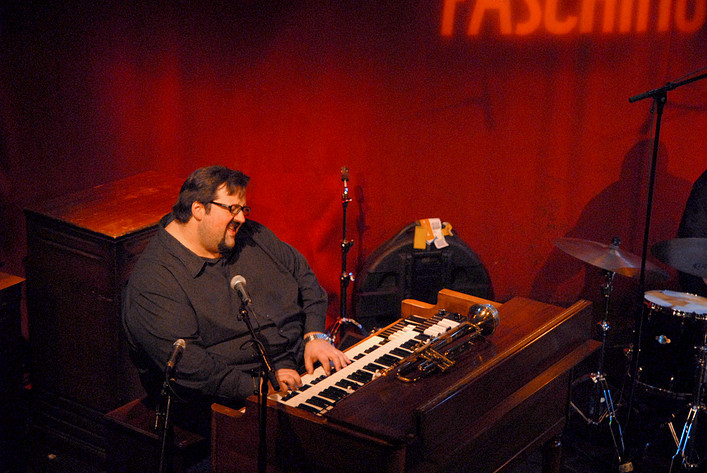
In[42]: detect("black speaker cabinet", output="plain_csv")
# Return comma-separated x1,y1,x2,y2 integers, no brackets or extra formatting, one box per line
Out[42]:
353,222,493,331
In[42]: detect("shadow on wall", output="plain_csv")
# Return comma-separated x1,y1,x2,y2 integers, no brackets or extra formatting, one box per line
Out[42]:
530,139,692,323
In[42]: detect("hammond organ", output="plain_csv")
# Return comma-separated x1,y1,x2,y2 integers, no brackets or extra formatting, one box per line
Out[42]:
211,289,598,473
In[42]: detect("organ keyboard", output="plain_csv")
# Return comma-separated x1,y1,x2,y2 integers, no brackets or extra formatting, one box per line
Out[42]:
212,289,599,473
273,312,465,415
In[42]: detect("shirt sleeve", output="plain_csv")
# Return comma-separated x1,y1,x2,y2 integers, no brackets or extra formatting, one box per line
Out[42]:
122,262,259,404
250,223,328,336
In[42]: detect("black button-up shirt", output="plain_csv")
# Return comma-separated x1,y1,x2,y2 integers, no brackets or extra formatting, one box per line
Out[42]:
122,214,327,405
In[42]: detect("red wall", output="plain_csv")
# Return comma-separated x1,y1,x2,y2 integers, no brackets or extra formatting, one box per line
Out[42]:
1,2,706,325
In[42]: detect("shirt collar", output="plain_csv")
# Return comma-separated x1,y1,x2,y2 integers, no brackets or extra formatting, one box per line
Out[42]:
157,213,222,278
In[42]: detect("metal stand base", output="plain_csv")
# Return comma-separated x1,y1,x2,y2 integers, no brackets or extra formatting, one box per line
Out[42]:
668,345,706,472
569,266,631,471
570,372,630,470
668,403,705,472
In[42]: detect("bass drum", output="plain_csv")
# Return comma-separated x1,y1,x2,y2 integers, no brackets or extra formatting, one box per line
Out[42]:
353,222,493,332
635,290,707,399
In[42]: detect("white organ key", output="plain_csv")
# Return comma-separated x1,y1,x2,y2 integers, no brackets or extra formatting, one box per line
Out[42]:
424,325,446,337
438,318,457,328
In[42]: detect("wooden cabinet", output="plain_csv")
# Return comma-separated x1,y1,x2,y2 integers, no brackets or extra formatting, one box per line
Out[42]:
0,272,25,473
24,171,183,460
0,272,24,400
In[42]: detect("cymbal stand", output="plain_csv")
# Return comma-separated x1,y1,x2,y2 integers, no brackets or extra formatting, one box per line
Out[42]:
668,337,706,472
327,166,366,346
570,267,629,468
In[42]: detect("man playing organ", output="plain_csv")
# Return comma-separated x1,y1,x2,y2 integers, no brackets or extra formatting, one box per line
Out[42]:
122,165,350,436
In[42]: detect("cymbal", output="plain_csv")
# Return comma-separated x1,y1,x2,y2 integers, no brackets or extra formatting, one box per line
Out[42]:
555,237,668,279
652,238,707,278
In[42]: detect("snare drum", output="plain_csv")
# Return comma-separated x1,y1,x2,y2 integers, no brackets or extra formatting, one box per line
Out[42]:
636,290,707,398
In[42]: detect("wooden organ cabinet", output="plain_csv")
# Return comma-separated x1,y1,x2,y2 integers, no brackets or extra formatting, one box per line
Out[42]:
212,290,600,473
24,171,183,461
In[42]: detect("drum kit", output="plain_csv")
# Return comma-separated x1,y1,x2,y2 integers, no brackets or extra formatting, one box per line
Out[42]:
556,236,707,472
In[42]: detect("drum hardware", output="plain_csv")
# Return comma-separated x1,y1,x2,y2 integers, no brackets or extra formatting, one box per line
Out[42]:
327,166,367,348
557,237,631,468
663,326,707,472
389,304,499,383
650,237,707,470
668,342,706,472
631,290,707,471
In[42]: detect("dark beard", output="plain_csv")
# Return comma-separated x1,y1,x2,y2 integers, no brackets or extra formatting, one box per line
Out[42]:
218,240,233,256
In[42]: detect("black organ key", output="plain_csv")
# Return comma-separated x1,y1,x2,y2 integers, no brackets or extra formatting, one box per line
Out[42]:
375,354,400,367
306,396,333,409
319,387,347,401
362,362,385,372
335,379,361,390
297,403,321,415
390,347,412,357
349,370,373,383
405,315,428,325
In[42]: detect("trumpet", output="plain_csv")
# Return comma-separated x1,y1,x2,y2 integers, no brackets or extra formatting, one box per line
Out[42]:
392,304,500,383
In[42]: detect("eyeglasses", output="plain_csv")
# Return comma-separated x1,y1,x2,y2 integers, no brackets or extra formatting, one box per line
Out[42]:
209,201,251,217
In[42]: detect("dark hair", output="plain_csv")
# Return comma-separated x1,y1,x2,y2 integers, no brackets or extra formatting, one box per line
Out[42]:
172,166,250,223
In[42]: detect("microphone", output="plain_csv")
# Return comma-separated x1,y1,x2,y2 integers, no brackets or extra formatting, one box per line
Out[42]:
230,275,252,305
165,339,186,379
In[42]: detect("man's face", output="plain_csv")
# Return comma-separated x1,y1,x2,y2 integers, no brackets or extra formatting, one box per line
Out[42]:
198,184,247,256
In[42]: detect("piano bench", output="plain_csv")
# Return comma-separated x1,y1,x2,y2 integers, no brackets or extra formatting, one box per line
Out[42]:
104,397,208,473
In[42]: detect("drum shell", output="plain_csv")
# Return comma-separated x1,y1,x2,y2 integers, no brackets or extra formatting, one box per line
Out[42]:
636,294,707,399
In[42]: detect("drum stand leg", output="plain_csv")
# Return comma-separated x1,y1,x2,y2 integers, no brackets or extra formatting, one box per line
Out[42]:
668,345,706,472
570,270,631,470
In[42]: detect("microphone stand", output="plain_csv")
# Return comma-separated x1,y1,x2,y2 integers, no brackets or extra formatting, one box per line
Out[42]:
327,166,366,346
238,302,280,473
156,375,175,473
624,70,707,435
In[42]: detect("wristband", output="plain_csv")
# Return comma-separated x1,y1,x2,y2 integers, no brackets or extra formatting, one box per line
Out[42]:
303,332,333,345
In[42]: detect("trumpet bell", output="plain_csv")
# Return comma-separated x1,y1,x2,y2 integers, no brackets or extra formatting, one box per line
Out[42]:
468,304,500,336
